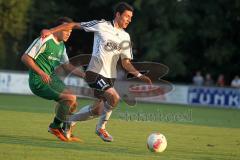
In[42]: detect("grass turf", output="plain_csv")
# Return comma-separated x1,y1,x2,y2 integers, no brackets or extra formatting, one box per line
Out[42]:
0,94,239,160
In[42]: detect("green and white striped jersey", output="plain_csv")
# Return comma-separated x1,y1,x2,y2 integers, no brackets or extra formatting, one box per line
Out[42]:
25,35,69,75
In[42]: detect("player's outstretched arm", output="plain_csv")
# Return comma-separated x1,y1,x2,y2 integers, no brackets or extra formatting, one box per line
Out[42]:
21,54,51,83
41,22,81,38
62,63,86,79
121,58,152,84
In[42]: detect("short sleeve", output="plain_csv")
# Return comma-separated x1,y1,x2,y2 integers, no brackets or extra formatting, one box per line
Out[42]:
60,47,69,64
80,20,105,32
120,34,133,60
25,37,43,59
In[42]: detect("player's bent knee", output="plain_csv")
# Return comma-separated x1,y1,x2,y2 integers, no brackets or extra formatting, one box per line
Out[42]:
70,101,78,113
60,94,76,105
109,94,120,107
69,95,77,103
115,94,120,103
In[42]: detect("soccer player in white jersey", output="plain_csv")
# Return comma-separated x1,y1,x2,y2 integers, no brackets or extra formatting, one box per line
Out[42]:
42,2,152,142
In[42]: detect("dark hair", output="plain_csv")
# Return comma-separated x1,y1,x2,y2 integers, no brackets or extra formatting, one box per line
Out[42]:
53,17,73,27
114,2,134,16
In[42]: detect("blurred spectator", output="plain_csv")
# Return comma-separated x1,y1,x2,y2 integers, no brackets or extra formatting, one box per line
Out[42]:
204,73,214,86
231,75,240,88
192,71,204,86
216,74,225,87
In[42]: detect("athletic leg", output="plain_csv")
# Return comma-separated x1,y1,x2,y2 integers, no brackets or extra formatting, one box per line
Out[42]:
96,87,120,142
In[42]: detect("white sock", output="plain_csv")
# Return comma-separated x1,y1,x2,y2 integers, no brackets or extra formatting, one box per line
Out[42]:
97,102,113,130
69,105,95,122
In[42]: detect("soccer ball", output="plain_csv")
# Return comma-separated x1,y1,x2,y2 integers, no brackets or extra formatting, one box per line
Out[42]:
147,133,167,153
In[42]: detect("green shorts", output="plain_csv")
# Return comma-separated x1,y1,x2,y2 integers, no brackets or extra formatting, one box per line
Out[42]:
29,72,66,101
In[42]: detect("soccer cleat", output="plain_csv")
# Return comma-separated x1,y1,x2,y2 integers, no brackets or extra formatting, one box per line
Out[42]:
68,134,83,142
63,122,82,142
95,128,113,142
48,127,68,142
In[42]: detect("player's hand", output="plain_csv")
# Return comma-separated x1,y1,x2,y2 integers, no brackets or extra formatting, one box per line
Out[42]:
81,72,86,79
40,72,52,84
73,22,81,29
41,29,52,38
139,75,152,85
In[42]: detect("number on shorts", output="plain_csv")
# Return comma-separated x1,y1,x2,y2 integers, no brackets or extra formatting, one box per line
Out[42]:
97,79,107,88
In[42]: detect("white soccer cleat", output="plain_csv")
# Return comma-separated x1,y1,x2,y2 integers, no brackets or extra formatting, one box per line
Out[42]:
95,128,113,142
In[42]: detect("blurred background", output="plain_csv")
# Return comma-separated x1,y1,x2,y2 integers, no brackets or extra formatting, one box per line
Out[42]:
0,1,240,159
1,0,240,84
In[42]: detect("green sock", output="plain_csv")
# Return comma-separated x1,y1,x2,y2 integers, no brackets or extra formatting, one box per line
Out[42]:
55,103,71,122
50,117,62,128
62,122,71,130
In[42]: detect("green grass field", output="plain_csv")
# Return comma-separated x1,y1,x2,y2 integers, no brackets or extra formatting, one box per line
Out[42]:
0,94,240,160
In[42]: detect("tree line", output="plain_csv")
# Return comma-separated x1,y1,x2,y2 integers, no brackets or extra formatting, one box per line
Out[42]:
1,0,240,83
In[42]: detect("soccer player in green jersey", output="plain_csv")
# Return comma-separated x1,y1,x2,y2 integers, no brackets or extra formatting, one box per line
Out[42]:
21,17,85,142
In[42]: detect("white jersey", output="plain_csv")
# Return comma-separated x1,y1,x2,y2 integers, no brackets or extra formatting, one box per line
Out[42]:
80,20,133,78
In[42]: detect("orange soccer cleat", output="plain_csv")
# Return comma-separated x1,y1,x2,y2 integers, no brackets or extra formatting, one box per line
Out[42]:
48,127,68,142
